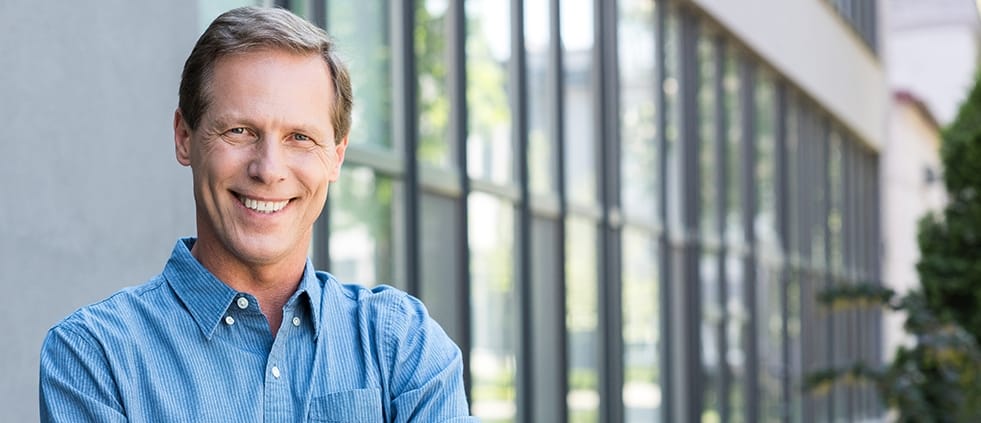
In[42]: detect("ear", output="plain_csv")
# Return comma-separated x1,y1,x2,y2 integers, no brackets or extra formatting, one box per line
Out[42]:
174,108,192,167
328,135,349,182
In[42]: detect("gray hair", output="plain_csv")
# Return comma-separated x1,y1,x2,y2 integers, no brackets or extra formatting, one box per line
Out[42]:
178,6,352,145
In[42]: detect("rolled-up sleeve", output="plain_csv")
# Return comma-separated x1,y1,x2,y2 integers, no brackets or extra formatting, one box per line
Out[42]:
384,294,479,422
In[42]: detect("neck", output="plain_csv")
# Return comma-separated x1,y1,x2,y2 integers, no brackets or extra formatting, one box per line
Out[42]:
190,236,307,337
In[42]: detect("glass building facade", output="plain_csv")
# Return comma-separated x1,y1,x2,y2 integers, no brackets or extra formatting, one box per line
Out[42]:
214,0,884,421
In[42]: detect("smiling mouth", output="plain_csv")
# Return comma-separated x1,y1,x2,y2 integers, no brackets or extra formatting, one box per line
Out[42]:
237,195,290,213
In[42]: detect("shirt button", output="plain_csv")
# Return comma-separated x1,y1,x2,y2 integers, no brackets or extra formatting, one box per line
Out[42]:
292,317,301,327
236,297,249,309
224,316,235,325
271,366,281,379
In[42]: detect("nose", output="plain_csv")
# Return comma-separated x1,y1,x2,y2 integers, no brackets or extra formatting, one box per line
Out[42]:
248,138,288,184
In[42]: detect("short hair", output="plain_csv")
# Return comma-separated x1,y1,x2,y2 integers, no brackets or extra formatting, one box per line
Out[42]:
178,6,352,145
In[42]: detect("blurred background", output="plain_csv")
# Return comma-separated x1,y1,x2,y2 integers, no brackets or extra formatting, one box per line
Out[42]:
1,0,978,421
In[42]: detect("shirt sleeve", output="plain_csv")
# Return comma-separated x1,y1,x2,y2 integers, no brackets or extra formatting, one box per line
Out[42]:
39,321,127,423
384,294,479,423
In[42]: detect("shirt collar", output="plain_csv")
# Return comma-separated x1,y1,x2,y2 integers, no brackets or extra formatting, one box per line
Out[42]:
291,257,323,339
163,237,323,340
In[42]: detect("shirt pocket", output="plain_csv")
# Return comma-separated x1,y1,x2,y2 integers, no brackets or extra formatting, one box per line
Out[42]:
308,388,384,422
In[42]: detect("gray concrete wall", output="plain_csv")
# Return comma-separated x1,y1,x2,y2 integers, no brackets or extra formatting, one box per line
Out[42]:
0,2,198,420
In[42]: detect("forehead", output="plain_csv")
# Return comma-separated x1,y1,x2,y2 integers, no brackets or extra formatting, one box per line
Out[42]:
204,49,335,125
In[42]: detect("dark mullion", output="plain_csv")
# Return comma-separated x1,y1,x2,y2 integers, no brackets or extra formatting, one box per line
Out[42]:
447,0,474,401
775,81,791,423
551,0,570,421
595,0,624,421
511,0,533,421
713,34,731,423
311,0,326,29
314,0,331,273
654,0,674,421
739,55,759,423
395,0,420,305
841,136,848,421
872,157,883,416
678,8,702,423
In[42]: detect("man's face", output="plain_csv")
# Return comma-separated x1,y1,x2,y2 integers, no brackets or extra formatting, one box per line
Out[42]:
174,49,346,268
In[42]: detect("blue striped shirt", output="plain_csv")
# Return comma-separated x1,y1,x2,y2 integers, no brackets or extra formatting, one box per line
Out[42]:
40,238,476,422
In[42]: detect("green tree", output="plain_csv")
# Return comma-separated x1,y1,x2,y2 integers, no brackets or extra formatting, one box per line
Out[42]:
809,75,981,422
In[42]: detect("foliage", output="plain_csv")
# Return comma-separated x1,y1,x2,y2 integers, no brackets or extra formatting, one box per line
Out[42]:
807,286,981,422
808,74,981,421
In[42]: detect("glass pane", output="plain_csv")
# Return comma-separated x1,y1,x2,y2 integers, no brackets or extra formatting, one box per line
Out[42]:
417,0,453,167
618,0,658,222
466,0,513,183
664,9,682,232
566,215,599,422
328,1,393,149
828,131,844,274
726,254,747,423
758,264,783,422
698,30,718,240
700,252,722,422
809,119,827,268
468,192,517,423
329,166,399,286
785,98,800,257
561,0,597,206
622,227,661,422
531,216,564,422
420,193,463,342
525,0,556,194
755,71,778,255
787,269,803,423
724,47,743,246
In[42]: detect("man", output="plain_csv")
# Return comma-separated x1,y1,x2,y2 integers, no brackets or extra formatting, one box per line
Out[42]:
40,7,475,422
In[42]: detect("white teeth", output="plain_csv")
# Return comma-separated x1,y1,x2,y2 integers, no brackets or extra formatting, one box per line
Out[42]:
239,196,288,213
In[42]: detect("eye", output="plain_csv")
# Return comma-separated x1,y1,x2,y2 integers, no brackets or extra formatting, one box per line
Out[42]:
292,133,311,142
223,127,252,138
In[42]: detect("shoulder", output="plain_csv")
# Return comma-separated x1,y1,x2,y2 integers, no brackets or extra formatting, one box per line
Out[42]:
316,271,448,346
45,275,170,345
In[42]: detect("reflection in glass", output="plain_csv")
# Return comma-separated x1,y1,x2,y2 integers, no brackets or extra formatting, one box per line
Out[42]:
566,216,599,422
724,48,743,245
754,71,777,254
828,131,844,274
329,166,398,287
466,0,513,183
561,0,597,206
753,70,782,422
664,9,682,232
700,253,722,422
698,31,718,241
726,255,747,423
525,0,555,194
468,192,517,423
758,264,783,422
785,98,804,423
328,0,393,149
416,0,452,167
622,228,661,422
618,0,657,222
